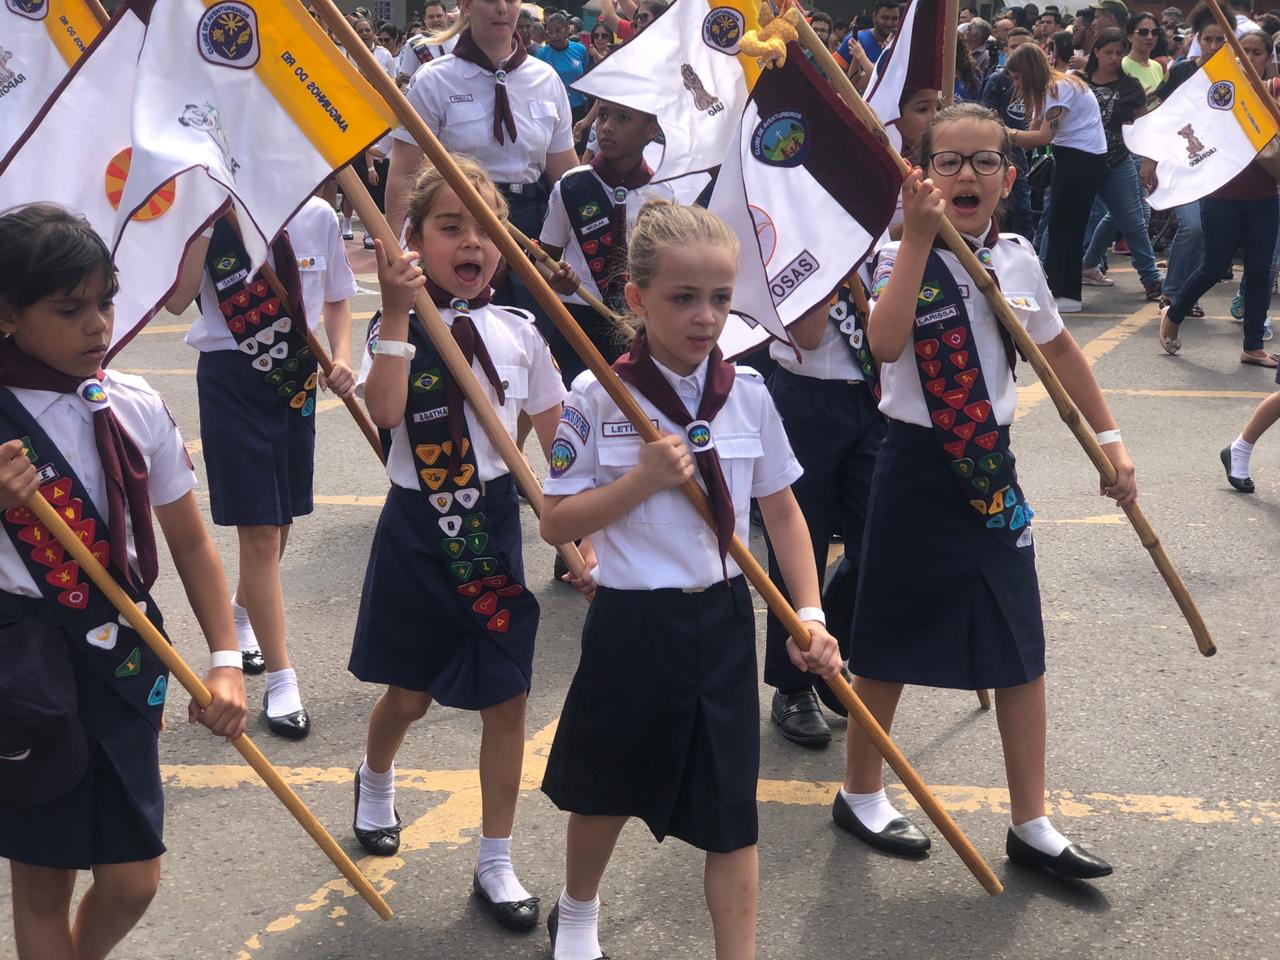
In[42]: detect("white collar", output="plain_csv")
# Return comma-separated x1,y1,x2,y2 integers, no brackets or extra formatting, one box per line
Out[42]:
653,355,707,400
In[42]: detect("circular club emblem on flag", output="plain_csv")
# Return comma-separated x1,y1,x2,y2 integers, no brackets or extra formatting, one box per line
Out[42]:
104,148,177,222
686,420,714,451
5,0,46,21
750,111,809,168
198,2,260,69
548,438,577,478
702,6,745,53
1207,80,1235,111
78,380,109,407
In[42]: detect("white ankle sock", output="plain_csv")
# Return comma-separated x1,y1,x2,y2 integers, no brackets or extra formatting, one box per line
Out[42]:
231,599,260,655
553,889,602,960
341,217,352,234
265,667,303,717
840,787,903,833
1231,435,1255,479
1012,815,1070,856
355,759,397,831
475,836,532,904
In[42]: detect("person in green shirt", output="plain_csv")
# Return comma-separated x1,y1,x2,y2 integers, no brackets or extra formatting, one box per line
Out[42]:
1122,12,1166,107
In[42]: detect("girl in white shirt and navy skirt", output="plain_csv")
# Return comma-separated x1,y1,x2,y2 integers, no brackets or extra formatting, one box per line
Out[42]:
538,201,842,960
835,104,1136,882
347,157,584,935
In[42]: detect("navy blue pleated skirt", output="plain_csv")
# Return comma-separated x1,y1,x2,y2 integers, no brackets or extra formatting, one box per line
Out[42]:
348,477,538,710
851,420,1045,690
196,349,316,527
542,577,760,854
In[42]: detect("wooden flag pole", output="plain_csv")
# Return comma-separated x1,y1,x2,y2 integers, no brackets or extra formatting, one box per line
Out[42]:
317,0,1002,896
795,13,1217,658
1207,0,1280,131
942,0,959,104
506,222,629,328
332,167,589,579
84,0,109,24
23,492,393,920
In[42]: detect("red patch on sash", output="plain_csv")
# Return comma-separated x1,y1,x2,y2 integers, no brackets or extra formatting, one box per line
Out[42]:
260,298,281,316
974,431,1000,451
949,350,969,369
72,518,95,543
582,240,598,256
915,339,939,360
953,421,975,441
942,388,969,410
486,610,510,633
922,360,942,378
964,400,992,423
925,378,946,397
40,479,72,504
942,328,968,349
497,584,524,598
589,257,606,273
59,498,83,524
4,505,35,525
30,542,64,568
482,575,508,589
244,308,261,327
955,369,979,390
943,440,967,458
58,586,89,610
456,580,484,598
228,315,246,334
220,300,236,317
600,234,614,247
45,561,79,588
931,408,956,430
250,281,269,298
472,591,498,616
16,524,49,547
232,291,251,308
90,541,110,566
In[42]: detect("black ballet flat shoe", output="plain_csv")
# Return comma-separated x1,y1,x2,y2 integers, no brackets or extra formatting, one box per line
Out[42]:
1221,447,1255,493
472,872,539,932
770,688,831,747
813,664,853,718
352,767,401,857
1006,829,1113,880
831,793,931,857
548,904,609,959
241,650,266,674
262,692,310,740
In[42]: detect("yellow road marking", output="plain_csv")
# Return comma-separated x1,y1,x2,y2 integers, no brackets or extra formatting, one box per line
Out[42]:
136,322,191,336
313,494,387,507
117,368,198,375
1106,388,1272,400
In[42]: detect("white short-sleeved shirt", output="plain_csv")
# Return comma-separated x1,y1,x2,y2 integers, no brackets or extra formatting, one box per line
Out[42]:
539,166,676,306
0,372,196,597
397,34,458,77
543,360,803,590
1043,79,1106,154
770,316,863,381
356,303,567,485
185,197,356,353
372,43,398,77
394,53,575,185
870,235,1064,428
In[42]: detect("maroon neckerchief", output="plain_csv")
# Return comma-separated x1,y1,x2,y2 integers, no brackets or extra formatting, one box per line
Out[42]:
933,220,1019,375
613,335,737,576
590,153,652,303
424,277,506,477
0,338,157,589
451,30,529,144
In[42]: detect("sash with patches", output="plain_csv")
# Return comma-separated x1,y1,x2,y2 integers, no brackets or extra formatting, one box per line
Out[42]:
827,282,879,397
0,389,170,729
205,220,318,419
382,312,538,641
559,169,628,310
912,252,1032,548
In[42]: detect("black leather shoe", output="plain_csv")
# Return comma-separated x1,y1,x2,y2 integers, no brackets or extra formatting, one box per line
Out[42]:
1006,829,1113,879
548,903,608,959
831,793,931,857
262,692,310,740
352,766,401,856
813,664,853,718
770,688,831,746
1221,447,1255,493
241,650,266,674
473,872,539,932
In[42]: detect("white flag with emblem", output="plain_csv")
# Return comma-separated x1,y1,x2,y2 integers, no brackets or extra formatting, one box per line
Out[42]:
0,0,103,162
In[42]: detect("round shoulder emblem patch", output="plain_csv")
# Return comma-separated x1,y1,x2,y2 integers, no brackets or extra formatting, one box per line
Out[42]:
750,111,809,167
1207,80,1235,111
548,438,577,478
198,2,260,69
5,0,47,22
702,6,745,54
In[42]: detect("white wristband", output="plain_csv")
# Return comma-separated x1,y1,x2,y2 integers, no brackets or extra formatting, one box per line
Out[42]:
210,649,243,671
1095,429,1122,445
375,339,416,359
796,606,826,625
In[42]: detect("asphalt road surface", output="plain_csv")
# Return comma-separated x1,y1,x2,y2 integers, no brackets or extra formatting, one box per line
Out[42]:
3,242,1278,960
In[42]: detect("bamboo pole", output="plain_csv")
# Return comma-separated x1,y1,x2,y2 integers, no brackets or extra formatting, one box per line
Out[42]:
942,0,959,104
24,492,393,919
317,0,1002,895
333,167,588,578
795,14,1217,659
1207,0,1280,132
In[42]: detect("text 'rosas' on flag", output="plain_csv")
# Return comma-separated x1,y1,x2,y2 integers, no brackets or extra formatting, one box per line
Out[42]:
709,43,902,345
0,0,101,160
1123,45,1280,210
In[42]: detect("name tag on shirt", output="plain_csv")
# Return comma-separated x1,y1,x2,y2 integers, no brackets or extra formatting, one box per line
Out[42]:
1005,293,1040,311
602,419,658,439
449,94,474,103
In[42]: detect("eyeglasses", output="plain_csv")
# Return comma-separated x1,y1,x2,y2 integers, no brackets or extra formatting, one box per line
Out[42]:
927,150,1007,176
1133,27,1157,36
592,31,610,38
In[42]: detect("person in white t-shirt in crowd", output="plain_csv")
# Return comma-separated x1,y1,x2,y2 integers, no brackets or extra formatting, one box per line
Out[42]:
398,0,459,85
355,17,398,76
1005,41,1107,313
